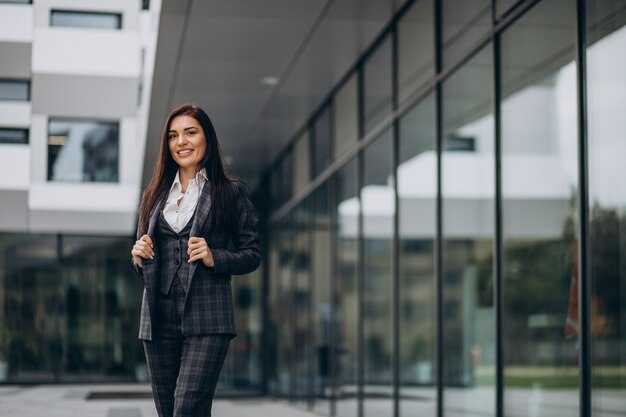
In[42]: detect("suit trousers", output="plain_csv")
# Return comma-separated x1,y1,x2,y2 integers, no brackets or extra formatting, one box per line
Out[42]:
144,278,230,417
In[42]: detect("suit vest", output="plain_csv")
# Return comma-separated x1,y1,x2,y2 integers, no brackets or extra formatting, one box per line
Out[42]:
156,209,193,294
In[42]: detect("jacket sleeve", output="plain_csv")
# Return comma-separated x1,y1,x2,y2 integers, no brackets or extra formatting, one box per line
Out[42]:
131,221,143,276
210,182,261,276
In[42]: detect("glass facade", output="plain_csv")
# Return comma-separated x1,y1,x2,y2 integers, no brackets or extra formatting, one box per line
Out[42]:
0,234,142,383
1,0,625,413
48,118,119,182
264,0,626,416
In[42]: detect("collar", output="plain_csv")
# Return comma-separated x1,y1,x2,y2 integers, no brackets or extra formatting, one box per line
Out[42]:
170,168,208,193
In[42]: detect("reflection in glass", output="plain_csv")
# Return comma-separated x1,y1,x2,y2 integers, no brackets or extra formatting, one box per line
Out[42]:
277,217,294,397
293,130,311,194
313,183,332,415
48,118,119,182
293,200,311,405
268,228,281,394
0,234,142,382
0,80,29,101
442,0,491,70
362,130,394,417
397,95,437,417
334,158,359,417
363,38,393,134
501,1,579,415
315,107,332,176
495,0,521,19
397,0,434,105
333,75,359,161
398,94,436,417
587,1,626,415
442,45,495,417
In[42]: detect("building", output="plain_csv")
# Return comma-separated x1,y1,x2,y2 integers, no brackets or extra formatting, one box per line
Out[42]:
0,0,160,383
1,0,625,416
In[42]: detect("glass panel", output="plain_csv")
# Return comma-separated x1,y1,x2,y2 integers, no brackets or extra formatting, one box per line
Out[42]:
58,236,142,382
442,45,495,417
293,130,311,194
364,38,393,134
278,216,294,397
48,118,119,182
282,151,293,206
496,0,521,19
220,265,263,394
587,1,626,415
50,10,122,30
294,199,311,406
397,0,434,105
0,234,143,383
313,183,332,415
500,1,578,415
0,0,31,4
333,75,359,161
0,128,28,144
315,107,332,176
398,94,437,416
268,227,281,394
142,0,150,10
442,0,491,70
0,80,29,101
334,158,359,417
362,129,394,417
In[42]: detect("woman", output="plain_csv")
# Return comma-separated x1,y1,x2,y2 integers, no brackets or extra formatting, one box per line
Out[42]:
131,103,260,417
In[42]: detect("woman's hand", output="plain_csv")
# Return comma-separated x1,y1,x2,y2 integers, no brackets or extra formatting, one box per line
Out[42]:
188,237,215,268
131,234,154,268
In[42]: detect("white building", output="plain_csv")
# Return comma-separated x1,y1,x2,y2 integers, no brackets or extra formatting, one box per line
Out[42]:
0,0,161,235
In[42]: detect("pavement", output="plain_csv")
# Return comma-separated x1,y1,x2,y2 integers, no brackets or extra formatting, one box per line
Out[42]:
0,385,320,417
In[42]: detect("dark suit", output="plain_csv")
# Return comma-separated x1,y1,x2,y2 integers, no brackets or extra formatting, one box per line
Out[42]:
133,180,261,416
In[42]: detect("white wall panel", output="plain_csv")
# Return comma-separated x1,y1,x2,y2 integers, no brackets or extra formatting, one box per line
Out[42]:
32,28,140,77
0,4,33,42
0,102,31,128
0,144,30,190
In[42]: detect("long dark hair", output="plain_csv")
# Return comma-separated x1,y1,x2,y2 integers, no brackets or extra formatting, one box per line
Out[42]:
138,103,236,235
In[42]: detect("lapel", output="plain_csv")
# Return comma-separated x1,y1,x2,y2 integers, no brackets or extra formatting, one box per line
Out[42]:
188,180,212,284
147,197,166,238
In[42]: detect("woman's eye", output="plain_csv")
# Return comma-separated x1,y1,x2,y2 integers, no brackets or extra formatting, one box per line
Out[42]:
188,131,196,136
168,134,177,140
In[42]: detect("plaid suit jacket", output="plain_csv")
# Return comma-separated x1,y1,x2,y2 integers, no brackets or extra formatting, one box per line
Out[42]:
133,180,261,340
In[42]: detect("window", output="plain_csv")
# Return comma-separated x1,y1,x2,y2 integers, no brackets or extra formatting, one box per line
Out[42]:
363,37,393,134
47,118,119,182
292,130,311,194
501,1,579,415
332,74,358,160
397,0,434,105
0,0,32,4
0,80,29,101
0,128,28,144
142,0,150,10
50,10,122,30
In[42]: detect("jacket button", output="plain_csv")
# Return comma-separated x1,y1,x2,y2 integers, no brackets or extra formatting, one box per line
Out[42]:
174,259,180,265
174,247,180,253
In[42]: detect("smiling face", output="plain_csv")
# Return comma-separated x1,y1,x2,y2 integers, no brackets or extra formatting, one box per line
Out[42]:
168,115,207,172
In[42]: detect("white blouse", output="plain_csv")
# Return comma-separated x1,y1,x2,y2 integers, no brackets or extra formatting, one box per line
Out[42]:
162,168,207,233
